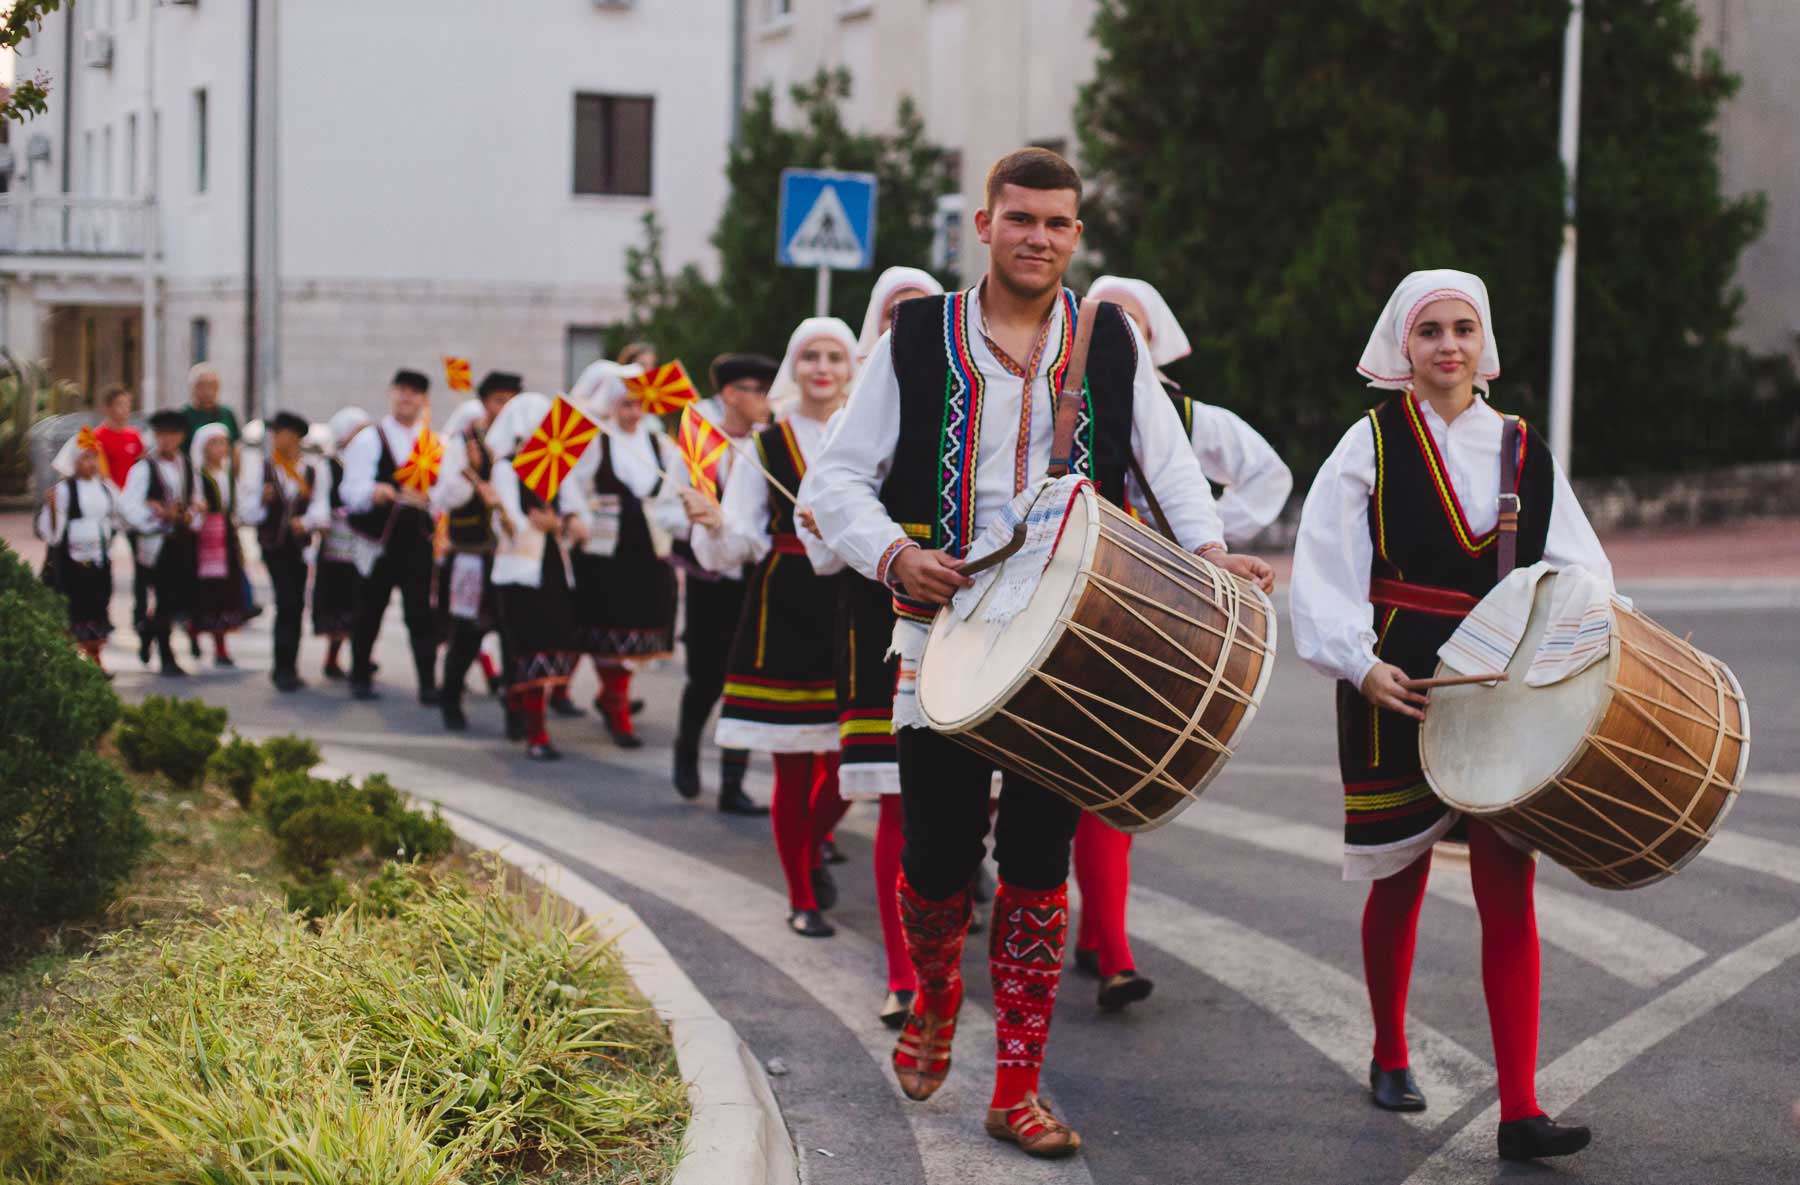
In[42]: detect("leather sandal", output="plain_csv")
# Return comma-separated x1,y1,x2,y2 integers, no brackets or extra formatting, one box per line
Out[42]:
984,1093,1082,1158
892,1000,959,1101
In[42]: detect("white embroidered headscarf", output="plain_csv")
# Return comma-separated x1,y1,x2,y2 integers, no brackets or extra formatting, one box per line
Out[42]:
439,398,488,445
1357,269,1502,393
569,360,647,417
189,422,231,473
770,316,859,416
484,392,551,458
327,407,371,453
1086,275,1193,367
857,266,944,360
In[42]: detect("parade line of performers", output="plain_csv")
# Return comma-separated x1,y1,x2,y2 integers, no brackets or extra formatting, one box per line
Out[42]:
36,147,1617,1166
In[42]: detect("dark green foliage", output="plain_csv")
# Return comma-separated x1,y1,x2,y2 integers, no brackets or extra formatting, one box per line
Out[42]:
257,771,452,882
620,69,956,372
259,734,320,776
374,806,455,864
114,696,227,789
357,861,422,918
258,772,362,837
284,874,353,918
276,805,372,878
1078,0,1800,480
206,734,267,808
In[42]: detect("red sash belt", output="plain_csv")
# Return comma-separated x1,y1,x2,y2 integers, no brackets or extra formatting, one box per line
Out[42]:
771,533,808,555
1369,577,1479,619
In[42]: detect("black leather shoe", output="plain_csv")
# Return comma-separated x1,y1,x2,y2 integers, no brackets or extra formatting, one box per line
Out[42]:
1097,970,1155,1012
811,866,838,911
322,662,347,681
549,694,584,718
788,909,835,938
604,719,645,750
879,989,915,1030
1498,1114,1591,1161
628,698,645,714
214,654,236,669
350,681,380,701
159,659,189,678
189,634,202,658
527,741,563,762
673,748,701,799
719,784,770,816
821,838,848,866
1073,948,1101,978
138,633,153,664
1369,1061,1427,1112
441,701,468,731
272,671,304,693
418,686,442,707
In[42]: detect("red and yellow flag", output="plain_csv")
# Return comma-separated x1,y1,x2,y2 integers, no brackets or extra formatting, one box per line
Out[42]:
394,420,443,494
512,395,601,503
443,356,473,393
74,425,110,483
625,360,701,415
676,404,729,498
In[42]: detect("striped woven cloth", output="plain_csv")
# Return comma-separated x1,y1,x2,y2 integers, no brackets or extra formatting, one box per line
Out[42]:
1437,562,1616,687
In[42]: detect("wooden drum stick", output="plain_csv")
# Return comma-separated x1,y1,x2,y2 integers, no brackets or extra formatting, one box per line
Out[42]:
1403,672,1510,691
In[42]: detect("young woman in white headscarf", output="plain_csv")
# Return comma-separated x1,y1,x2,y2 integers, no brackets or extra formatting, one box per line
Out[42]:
687,316,858,937
36,429,121,671
313,408,373,680
855,266,945,364
1290,269,1611,1162
186,422,249,665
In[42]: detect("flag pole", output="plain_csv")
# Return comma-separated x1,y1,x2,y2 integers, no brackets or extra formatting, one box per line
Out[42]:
685,407,799,505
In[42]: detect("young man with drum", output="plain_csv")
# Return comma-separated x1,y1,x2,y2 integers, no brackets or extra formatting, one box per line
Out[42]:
810,147,1272,1159
1291,269,1611,1162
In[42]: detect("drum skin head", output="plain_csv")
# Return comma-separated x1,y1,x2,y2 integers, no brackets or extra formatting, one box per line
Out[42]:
919,487,1099,731
1420,572,1615,811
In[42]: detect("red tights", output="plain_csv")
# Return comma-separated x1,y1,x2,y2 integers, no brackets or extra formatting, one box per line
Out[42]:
1362,821,1542,1122
770,752,843,911
509,685,550,747
875,796,917,992
1072,812,1135,977
597,665,635,735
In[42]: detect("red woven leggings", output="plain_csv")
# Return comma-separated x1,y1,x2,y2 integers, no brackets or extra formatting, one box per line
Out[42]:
770,752,843,911
1072,812,1135,977
1363,821,1541,1121
875,796,917,992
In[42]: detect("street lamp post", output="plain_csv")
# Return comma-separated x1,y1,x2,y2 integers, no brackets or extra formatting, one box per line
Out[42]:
1548,0,1584,473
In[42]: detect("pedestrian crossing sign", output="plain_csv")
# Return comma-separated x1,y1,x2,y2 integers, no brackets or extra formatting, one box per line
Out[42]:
778,168,877,270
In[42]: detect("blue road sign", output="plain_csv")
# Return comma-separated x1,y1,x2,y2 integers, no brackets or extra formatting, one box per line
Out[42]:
778,168,878,270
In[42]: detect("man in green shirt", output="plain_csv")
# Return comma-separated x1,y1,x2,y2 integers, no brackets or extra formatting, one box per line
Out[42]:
180,363,241,446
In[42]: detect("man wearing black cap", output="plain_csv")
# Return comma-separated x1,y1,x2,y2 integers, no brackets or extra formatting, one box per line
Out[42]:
119,409,200,676
341,368,440,701
238,411,329,691
665,353,776,815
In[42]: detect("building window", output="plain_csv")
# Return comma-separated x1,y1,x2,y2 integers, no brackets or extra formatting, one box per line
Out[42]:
193,88,208,193
190,317,210,367
565,326,606,391
768,0,793,18
573,93,653,197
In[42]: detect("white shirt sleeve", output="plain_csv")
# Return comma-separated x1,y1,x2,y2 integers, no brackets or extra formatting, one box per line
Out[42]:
34,483,64,541
1290,419,1381,690
808,332,912,583
236,452,269,526
119,458,160,533
609,429,665,500
648,437,695,541
1189,403,1294,545
1543,455,1614,591
338,427,381,514
692,434,772,573
430,433,478,516
1124,316,1226,553
794,464,846,575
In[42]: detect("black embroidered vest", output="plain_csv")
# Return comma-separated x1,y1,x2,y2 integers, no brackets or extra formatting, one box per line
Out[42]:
445,438,496,550
347,425,431,544
755,420,807,538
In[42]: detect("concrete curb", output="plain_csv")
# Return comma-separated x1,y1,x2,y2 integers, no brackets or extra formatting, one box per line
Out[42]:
304,756,799,1185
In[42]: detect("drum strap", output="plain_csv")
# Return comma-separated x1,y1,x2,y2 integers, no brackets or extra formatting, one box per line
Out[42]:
1498,415,1521,579
1047,298,1101,479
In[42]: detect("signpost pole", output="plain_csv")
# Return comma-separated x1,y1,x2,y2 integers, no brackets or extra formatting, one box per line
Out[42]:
815,266,831,318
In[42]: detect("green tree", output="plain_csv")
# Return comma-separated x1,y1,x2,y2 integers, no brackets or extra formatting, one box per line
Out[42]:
1078,0,1798,480
2,2,69,123
620,70,956,378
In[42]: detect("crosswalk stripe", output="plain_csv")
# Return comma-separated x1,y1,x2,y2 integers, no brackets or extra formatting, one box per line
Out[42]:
1169,799,1706,989
298,741,1093,1185
1742,773,1800,801
1702,830,1800,886
1398,916,1800,1184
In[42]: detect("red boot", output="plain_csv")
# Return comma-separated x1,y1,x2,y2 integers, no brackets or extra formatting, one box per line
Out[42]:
892,872,971,1101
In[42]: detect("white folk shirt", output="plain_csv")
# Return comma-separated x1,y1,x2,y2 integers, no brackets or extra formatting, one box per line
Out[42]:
1184,402,1293,545
119,453,197,535
693,413,830,574
657,396,749,545
35,477,119,556
1290,394,1613,692
810,284,1228,584
339,414,426,514
488,456,589,588
236,452,331,532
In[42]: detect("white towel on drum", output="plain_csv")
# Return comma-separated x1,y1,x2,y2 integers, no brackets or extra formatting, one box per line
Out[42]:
1437,562,1616,687
951,475,1090,626
889,618,930,731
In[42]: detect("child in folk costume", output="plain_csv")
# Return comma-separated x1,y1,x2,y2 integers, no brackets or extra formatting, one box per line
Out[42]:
91,387,150,656
313,408,374,680
120,410,200,675
36,431,121,671
1063,275,1296,1012
187,423,249,663
237,412,331,692
568,367,680,748
687,317,859,937
430,373,519,732
485,393,591,761
1291,270,1611,1162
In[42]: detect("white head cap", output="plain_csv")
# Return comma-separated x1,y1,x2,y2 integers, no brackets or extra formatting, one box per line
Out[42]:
327,407,372,451
1086,275,1193,368
770,316,859,415
857,266,945,360
189,421,231,471
484,391,552,457
1357,269,1501,393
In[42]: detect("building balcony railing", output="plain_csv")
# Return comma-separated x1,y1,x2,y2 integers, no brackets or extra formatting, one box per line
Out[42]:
0,195,154,258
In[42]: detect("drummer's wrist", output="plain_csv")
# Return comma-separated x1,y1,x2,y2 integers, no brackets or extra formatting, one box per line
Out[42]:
877,537,917,588
1196,542,1227,559
1350,653,1383,694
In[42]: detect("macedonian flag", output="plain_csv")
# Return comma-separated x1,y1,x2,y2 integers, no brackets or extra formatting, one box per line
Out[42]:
512,395,600,503
443,356,473,393
75,425,111,483
394,420,443,494
676,404,729,498
625,360,701,415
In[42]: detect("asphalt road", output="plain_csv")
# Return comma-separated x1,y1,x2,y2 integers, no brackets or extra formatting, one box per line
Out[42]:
100,577,1799,1185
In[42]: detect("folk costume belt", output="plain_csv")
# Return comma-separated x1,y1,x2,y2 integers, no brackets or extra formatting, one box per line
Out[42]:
770,533,808,555
1368,577,1479,620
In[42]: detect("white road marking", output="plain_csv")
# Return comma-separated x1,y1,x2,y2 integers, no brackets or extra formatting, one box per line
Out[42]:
302,741,1093,1185
1168,800,1706,989
1702,831,1800,886
1399,916,1800,1184
1742,773,1800,801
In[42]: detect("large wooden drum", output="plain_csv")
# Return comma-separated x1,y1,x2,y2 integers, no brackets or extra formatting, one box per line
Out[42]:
917,484,1276,832
1420,572,1750,889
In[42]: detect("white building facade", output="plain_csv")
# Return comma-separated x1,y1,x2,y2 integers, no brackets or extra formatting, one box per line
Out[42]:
1,0,737,422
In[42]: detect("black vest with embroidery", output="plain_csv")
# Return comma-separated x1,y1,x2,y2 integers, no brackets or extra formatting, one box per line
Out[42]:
881,290,1137,621
256,455,315,555
755,421,806,538
347,427,432,545
141,453,195,512
445,438,496,550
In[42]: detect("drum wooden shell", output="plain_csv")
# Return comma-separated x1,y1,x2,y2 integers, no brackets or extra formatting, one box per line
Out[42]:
1421,591,1750,890
918,490,1276,833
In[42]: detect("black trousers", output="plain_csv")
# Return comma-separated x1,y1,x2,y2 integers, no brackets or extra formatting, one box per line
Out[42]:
350,539,437,688
898,727,1081,900
128,536,151,631
264,547,310,677
678,573,747,762
441,617,492,702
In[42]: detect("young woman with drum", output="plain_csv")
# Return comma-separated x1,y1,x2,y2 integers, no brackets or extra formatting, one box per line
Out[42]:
1291,269,1612,1162
688,317,859,939
810,147,1273,1160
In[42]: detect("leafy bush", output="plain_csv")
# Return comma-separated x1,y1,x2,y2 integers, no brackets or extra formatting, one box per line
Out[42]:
115,695,227,789
285,874,353,918
259,734,321,776
359,861,422,918
277,804,372,877
206,733,267,808
257,771,453,885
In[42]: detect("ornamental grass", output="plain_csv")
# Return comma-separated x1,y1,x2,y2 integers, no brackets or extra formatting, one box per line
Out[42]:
0,864,687,1185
